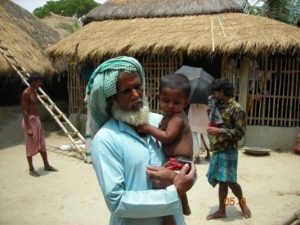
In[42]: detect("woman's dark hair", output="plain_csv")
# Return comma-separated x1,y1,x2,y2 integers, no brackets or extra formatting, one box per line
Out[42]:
211,78,234,97
160,73,191,100
28,73,42,84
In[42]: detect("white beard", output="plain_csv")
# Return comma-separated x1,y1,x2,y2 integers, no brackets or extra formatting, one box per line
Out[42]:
112,97,150,127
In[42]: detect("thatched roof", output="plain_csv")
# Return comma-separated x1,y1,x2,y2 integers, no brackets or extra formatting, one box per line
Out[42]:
0,0,60,76
84,0,243,24
47,13,300,64
42,12,81,39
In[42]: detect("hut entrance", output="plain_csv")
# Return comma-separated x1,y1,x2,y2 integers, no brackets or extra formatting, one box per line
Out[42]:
0,76,23,105
141,53,221,113
183,54,222,79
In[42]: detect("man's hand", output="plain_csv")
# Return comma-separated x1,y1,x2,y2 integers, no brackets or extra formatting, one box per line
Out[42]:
173,163,196,196
146,166,176,188
146,163,197,196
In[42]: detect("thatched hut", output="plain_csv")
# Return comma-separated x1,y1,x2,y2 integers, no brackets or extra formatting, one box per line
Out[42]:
0,0,60,76
0,0,63,104
42,12,81,39
47,0,300,150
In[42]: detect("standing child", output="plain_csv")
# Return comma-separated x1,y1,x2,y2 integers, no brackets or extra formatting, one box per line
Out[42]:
138,73,193,225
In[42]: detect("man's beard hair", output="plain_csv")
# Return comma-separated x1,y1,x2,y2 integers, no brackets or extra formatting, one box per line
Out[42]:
112,97,150,126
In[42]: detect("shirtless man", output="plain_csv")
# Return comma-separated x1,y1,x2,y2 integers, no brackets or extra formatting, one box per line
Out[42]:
21,73,57,177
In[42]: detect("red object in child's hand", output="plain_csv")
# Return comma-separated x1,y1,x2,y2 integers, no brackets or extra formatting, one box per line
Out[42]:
208,122,219,127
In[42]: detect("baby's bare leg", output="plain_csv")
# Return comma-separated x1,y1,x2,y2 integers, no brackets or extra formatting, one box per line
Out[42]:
181,193,191,215
163,216,176,225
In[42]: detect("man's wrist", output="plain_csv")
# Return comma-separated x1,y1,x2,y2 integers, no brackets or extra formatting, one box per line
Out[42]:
168,170,178,187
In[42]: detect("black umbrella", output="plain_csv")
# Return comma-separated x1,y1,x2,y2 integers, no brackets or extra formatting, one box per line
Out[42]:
175,66,214,104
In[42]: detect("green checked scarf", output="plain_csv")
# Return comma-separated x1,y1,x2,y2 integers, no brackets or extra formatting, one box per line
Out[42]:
85,56,145,136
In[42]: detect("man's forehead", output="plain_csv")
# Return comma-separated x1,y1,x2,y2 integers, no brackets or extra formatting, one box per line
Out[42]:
117,73,143,93
118,72,141,83
119,71,140,77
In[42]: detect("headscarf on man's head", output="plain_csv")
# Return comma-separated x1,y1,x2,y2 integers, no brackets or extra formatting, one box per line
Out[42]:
85,56,145,139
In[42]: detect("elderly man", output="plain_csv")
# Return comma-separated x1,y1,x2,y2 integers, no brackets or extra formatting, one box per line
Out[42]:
86,56,195,225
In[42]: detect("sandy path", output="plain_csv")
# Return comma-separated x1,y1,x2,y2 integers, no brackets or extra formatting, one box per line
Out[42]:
0,132,300,225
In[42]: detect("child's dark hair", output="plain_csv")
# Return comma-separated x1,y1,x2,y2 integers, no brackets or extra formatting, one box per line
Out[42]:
160,73,191,100
28,73,42,84
211,78,234,97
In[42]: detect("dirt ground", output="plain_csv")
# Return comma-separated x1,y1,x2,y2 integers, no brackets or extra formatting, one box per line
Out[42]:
0,112,299,225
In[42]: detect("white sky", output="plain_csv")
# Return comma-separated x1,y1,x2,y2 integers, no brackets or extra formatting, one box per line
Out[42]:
11,0,107,13
247,0,264,6
11,0,263,13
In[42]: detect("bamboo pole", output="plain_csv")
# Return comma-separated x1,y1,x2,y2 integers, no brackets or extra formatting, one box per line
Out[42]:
272,58,278,126
267,57,273,126
217,16,226,38
291,58,296,127
288,58,292,127
211,17,215,52
221,55,228,79
262,54,267,125
239,57,250,117
295,56,300,127
280,57,286,126
239,56,249,145
248,59,255,125
256,58,261,125
275,58,282,126
283,58,289,126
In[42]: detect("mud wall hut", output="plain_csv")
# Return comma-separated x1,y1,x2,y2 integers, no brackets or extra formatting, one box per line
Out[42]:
46,0,300,151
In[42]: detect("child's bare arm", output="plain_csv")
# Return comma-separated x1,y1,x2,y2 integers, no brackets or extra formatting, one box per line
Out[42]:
138,116,184,144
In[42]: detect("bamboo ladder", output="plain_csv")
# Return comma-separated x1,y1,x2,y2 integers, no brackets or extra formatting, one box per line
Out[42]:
0,40,87,161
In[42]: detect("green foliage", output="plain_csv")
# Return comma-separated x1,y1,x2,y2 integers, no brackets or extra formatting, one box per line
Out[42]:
33,0,99,18
238,0,300,26
262,0,300,25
